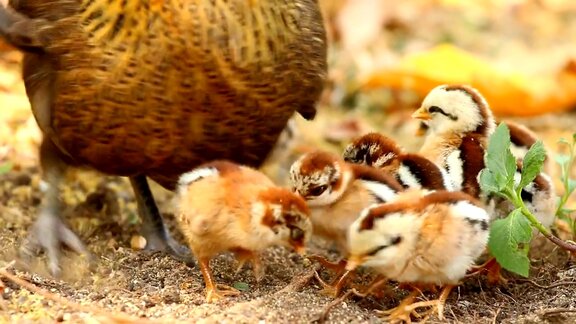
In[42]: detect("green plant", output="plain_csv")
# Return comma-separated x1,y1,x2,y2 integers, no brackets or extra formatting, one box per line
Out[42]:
554,134,576,239
0,162,13,175
479,124,576,277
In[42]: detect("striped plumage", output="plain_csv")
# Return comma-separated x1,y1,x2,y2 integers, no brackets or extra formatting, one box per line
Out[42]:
289,150,404,253
11,0,327,186
1,0,327,275
343,132,453,191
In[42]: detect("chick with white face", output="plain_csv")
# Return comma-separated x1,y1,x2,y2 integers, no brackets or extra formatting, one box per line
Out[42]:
345,190,490,322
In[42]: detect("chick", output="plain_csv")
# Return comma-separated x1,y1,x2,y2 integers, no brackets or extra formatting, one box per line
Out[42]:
343,132,453,191
346,190,490,322
412,84,496,197
290,150,404,253
417,119,552,175
176,161,312,302
289,150,404,295
413,86,555,226
506,120,553,176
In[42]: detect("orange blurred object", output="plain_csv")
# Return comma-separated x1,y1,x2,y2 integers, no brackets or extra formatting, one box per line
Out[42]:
362,44,576,117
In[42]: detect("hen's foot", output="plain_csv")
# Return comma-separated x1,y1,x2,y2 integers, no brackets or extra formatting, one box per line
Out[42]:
20,210,93,277
130,176,193,265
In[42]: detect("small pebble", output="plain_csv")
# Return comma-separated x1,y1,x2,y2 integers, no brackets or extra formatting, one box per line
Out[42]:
130,235,147,250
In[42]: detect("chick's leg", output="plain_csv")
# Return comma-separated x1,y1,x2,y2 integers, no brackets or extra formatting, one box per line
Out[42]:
308,255,347,273
129,176,192,263
467,257,507,285
309,255,352,297
314,267,354,297
401,285,455,321
234,249,264,282
377,289,420,323
20,138,91,277
199,257,240,303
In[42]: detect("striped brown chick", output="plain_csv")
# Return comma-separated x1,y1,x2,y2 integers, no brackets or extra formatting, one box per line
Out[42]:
417,119,553,176
343,132,453,191
412,84,496,196
346,190,490,322
413,86,555,228
289,150,404,296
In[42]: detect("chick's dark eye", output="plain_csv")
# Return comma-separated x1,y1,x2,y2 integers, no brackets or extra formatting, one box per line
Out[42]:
391,236,402,245
290,227,304,241
367,245,387,256
308,185,328,197
428,106,444,114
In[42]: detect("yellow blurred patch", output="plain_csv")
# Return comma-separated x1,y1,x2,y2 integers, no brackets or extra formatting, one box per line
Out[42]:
362,44,576,117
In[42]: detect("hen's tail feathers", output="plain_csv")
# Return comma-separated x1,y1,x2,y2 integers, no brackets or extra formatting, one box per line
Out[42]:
0,4,46,53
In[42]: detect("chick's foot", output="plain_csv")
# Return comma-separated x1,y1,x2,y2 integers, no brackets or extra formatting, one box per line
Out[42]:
380,285,454,323
206,284,241,303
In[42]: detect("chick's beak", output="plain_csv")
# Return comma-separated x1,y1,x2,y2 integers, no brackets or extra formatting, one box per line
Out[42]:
415,126,427,137
412,107,432,120
345,255,364,271
293,243,306,256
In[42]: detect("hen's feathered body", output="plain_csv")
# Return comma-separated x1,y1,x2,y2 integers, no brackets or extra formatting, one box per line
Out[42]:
12,0,326,189
1,0,326,274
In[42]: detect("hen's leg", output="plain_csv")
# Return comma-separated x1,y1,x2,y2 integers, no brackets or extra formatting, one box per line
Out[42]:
20,139,91,277
129,175,192,263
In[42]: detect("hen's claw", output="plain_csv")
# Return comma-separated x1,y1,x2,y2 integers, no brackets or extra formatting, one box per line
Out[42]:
20,210,92,277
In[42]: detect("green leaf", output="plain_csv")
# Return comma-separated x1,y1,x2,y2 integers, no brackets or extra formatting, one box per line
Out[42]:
518,141,546,190
556,206,572,221
0,162,13,175
554,154,570,167
572,133,576,142
479,169,501,193
558,137,570,145
485,123,517,188
488,208,532,277
233,282,250,291
127,211,140,225
568,179,576,195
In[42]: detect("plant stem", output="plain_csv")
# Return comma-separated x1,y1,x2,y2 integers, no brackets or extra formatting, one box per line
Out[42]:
514,194,576,253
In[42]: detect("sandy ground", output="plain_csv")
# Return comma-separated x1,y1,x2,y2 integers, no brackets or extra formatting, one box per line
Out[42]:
1,97,576,323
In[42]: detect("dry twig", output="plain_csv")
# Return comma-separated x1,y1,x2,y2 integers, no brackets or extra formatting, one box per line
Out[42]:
491,308,501,324
0,260,148,323
517,279,576,289
276,264,322,294
316,276,388,323
541,308,576,316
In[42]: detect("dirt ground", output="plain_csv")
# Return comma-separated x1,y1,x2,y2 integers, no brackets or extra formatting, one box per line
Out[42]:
1,92,576,323
2,1,576,323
